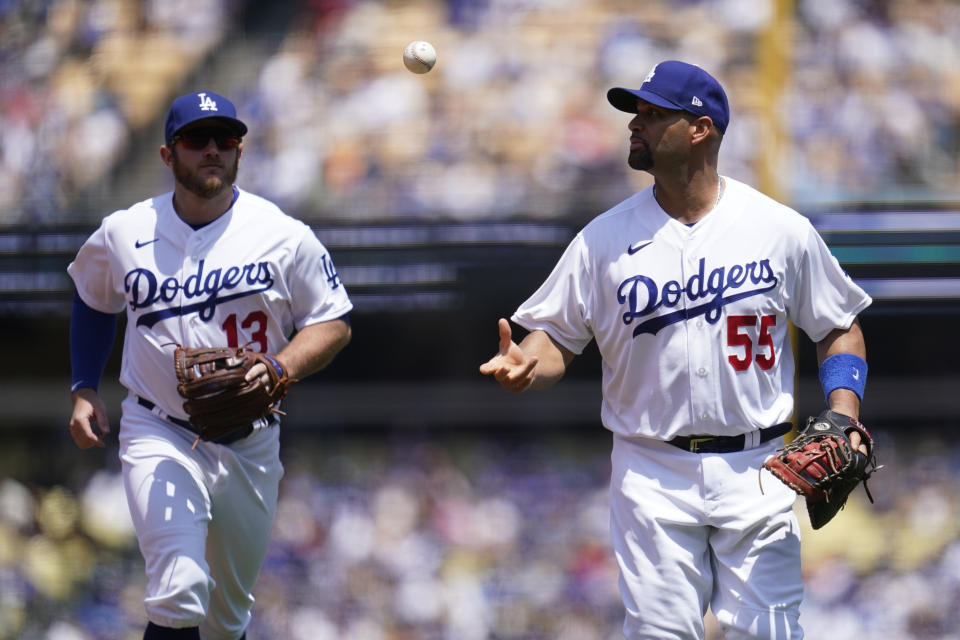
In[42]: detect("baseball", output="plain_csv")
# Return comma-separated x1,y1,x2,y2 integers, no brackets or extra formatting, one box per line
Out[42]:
403,40,437,74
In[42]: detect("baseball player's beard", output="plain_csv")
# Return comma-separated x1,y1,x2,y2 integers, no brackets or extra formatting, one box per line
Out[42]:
628,146,653,172
172,153,239,199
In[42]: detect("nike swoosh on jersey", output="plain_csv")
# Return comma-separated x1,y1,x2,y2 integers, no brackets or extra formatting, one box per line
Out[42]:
627,240,653,255
135,238,159,248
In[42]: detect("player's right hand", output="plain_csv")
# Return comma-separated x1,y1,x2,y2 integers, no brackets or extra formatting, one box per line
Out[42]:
69,388,111,449
478,318,539,393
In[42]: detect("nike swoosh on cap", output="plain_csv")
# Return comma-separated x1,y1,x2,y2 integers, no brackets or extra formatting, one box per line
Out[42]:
135,238,159,248
627,240,653,255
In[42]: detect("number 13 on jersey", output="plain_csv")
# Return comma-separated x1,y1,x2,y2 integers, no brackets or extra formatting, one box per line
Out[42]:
222,311,268,352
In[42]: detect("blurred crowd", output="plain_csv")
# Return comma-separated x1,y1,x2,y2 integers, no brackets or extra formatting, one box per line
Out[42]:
3,0,960,226
1,428,959,639
0,0,238,225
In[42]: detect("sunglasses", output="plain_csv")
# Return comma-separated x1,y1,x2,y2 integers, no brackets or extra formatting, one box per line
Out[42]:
172,128,242,151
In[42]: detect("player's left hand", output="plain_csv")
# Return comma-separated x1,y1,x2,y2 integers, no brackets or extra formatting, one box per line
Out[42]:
244,361,272,391
175,346,293,442
479,318,539,393
828,393,869,455
763,409,879,529
847,428,868,456
243,353,287,392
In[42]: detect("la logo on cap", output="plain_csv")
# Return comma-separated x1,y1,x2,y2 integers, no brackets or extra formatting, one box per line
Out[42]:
198,93,218,112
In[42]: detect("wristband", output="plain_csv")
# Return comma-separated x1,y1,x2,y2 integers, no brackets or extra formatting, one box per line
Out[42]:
262,354,284,377
819,353,867,402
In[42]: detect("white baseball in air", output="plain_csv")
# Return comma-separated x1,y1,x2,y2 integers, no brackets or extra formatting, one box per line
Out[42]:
403,40,437,74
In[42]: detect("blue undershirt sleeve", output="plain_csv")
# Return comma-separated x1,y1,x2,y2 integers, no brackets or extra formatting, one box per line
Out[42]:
70,290,119,393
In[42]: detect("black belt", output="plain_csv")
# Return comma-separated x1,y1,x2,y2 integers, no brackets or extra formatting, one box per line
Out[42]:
667,422,792,454
137,397,256,445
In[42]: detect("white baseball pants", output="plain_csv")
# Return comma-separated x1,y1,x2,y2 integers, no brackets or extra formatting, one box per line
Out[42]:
119,395,283,640
610,434,803,639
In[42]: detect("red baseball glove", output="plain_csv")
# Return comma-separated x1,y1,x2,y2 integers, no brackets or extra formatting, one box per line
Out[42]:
763,410,879,529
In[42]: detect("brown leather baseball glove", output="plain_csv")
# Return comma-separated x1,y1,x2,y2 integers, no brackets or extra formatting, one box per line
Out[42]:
763,409,880,529
174,345,293,442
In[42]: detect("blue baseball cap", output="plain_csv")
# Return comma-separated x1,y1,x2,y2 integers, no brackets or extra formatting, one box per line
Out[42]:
607,60,730,134
164,90,248,144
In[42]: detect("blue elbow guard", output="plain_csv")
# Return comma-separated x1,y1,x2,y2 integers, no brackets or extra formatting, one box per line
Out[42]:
819,353,867,402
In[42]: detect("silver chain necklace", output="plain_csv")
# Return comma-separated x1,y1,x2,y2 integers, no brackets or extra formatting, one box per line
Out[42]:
653,177,725,210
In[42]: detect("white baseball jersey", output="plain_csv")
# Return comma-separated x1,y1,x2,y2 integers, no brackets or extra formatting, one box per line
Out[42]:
513,176,871,440
67,187,352,420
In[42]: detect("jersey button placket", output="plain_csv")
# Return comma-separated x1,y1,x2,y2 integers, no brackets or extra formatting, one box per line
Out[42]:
684,245,718,432
181,237,202,336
